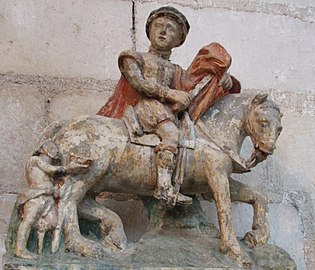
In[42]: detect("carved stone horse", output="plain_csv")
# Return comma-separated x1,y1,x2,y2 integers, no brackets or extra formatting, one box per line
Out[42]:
12,93,282,269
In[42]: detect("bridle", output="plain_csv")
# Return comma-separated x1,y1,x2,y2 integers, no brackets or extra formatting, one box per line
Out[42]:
196,120,268,173
197,100,282,172
244,103,281,169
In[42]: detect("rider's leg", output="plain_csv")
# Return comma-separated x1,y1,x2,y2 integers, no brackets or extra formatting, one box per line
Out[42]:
154,120,192,206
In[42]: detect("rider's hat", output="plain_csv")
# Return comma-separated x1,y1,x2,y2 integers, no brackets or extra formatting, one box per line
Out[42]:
145,6,190,47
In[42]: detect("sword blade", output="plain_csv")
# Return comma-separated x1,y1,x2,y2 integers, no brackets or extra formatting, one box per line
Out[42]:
189,74,213,99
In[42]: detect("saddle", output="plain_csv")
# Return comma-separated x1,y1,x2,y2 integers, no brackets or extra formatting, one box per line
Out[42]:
122,105,195,149
122,106,195,192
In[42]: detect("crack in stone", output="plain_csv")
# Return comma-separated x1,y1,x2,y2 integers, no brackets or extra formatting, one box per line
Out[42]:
132,1,137,51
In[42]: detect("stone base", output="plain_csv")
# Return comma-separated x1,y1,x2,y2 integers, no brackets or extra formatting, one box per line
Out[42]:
3,227,296,270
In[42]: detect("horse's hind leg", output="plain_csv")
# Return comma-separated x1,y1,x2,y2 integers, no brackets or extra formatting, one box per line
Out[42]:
229,177,270,248
63,198,111,259
78,196,127,251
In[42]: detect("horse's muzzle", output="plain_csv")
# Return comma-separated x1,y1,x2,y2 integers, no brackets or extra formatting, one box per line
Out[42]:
256,141,276,155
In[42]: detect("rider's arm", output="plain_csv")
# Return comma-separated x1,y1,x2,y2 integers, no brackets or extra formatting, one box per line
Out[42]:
121,57,191,109
120,57,170,101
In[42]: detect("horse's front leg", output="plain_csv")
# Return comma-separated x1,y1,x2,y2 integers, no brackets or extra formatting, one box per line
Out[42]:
229,177,270,248
205,160,252,269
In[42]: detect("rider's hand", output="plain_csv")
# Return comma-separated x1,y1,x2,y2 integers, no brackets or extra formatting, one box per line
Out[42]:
166,89,191,112
220,73,233,91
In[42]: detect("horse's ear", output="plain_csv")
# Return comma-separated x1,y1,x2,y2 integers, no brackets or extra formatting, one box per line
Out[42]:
252,94,268,105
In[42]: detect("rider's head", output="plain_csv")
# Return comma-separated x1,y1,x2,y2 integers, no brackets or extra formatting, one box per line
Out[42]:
146,6,190,50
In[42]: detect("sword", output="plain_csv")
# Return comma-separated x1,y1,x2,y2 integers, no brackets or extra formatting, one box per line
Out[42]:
189,74,213,99
176,73,249,171
173,74,213,112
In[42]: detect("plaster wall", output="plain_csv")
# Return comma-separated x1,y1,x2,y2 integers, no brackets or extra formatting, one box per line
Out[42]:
0,0,314,269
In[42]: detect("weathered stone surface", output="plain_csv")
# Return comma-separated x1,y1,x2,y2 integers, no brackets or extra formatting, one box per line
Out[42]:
0,81,46,193
0,195,16,269
2,242,296,270
0,0,132,80
3,198,296,270
48,91,112,122
201,201,306,269
0,74,115,194
135,0,315,22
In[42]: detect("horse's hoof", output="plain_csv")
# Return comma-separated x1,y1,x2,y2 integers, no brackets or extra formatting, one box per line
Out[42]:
244,229,269,248
244,231,257,248
15,249,40,260
221,242,253,269
102,233,127,251
228,251,253,270
66,236,109,259
242,260,253,269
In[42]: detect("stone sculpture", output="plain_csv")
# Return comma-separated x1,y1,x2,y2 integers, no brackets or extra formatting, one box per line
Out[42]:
15,140,93,259
97,6,241,207
3,5,296,270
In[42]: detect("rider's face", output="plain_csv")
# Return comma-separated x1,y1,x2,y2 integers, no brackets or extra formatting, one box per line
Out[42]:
149,17,182,51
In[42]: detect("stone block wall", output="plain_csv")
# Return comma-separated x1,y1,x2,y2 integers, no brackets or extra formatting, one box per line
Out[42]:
0,0,314,269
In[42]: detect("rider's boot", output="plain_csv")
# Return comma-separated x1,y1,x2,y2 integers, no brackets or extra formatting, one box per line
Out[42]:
154,148,192,206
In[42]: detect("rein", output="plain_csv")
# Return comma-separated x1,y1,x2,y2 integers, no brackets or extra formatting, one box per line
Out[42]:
196,120,267,172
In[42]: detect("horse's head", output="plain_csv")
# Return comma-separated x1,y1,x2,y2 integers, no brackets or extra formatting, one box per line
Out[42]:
245,94,283,156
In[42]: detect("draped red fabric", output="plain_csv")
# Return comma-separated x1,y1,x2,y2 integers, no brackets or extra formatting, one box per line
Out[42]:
175,42,241,122
96,76,141,118
96,42,240,121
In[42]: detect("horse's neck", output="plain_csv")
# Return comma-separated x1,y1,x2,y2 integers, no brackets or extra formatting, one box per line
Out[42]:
199,95,251,153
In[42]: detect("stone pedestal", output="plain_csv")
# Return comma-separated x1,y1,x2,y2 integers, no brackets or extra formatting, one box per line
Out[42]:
3,197,296,270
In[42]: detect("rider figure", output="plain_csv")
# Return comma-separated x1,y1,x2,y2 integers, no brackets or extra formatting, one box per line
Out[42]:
97,6,240,206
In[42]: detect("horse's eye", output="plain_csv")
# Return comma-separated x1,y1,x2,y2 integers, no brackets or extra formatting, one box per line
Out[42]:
260,120,269,128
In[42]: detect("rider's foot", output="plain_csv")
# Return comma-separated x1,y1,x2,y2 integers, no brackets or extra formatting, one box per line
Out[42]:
154,186,176,206
176,193,193,206
154,188,192,206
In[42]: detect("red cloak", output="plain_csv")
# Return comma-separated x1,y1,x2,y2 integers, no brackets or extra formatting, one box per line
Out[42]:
97,42,240,122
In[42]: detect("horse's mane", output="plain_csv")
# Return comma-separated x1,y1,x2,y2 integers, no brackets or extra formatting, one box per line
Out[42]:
201,93,282,133
201,94,250,126
204,92,281,116
259,100,281,114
